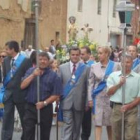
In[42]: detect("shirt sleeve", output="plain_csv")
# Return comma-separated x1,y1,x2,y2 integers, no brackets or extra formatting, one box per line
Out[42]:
106,73,115,91
52,75,63,96
137,77,140,97
88,66,95,101
22,67,33,81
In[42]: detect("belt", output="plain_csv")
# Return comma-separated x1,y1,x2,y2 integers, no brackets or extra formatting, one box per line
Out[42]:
113,102,124,105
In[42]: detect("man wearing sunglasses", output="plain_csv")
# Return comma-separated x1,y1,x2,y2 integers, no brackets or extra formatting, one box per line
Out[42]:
0,51,7,83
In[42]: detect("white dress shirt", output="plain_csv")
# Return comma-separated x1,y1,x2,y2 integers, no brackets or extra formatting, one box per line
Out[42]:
11,53,20,66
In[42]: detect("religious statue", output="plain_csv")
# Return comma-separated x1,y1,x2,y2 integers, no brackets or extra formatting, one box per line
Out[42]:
68,16,78,41
81,23,93,40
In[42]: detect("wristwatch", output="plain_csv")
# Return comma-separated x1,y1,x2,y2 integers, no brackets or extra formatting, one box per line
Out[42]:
43,101,48,106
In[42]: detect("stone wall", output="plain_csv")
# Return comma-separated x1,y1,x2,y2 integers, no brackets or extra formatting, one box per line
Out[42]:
0,0,31,49
39,0,67,49
0,0,67,50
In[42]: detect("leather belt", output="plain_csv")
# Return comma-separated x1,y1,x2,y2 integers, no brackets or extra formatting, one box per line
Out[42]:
113,102,123,105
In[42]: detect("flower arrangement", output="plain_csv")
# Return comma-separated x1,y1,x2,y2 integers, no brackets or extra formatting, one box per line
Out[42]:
56,49,69,64
55,38,98,63
67,38,98,57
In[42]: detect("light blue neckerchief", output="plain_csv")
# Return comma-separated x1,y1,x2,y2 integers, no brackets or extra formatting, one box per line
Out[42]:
87,60,94,67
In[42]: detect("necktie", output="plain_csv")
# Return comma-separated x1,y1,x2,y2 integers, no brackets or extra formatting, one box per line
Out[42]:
72,64,76,75
11,58,15,67
11,59,15,78
84,61,87,64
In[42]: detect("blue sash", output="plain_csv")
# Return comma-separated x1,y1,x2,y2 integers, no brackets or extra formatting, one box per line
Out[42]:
0,108,4,118
0,103,4,118
0,54,26,103
132,58,140,69
58,63,86,121
92,60,114,113
92,60,114,98
87,60,94,67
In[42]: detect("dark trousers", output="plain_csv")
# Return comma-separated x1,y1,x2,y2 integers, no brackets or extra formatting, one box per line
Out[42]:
81,108,92,140
1,97,25,140
23,103,53,140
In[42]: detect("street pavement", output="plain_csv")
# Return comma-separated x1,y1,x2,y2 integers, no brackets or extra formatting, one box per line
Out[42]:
0,120,108,140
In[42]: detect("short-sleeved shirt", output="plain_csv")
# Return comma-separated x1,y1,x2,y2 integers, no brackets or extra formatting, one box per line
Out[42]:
107,70,140,104
22,67,62,104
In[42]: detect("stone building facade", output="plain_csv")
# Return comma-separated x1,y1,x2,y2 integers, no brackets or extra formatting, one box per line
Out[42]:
131,0,140,38
0,0,139,51
67,0,139,48
0,0,67,50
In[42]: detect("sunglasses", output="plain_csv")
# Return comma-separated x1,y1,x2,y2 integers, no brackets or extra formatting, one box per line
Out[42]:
0,56,6,58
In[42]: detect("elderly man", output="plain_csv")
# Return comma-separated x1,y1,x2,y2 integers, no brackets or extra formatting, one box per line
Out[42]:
127,45,140,69
25,45,35,58
21,52,62,140
107,54,140,140
130,45,140,140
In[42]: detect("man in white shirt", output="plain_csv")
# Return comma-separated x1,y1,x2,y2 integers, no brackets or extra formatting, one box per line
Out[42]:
25,45,35,58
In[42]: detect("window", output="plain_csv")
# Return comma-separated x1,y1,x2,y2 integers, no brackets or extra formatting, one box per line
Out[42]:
78,0,83,12
55,32,60,41
24,19,35,49
97,0,102,15
113,0,117,17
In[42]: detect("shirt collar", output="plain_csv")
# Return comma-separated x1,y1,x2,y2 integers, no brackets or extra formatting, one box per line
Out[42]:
133,58,138,62
39,67,50,75
85,60,90,64
44,67,50,73
118,70,135,77
70,61,79,68
99,62,107,68
12,53,19,61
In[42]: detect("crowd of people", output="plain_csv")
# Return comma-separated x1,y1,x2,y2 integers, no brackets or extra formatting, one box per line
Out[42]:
0,40,140,140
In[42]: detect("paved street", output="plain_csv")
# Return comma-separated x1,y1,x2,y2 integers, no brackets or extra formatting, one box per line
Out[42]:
0,120,107,140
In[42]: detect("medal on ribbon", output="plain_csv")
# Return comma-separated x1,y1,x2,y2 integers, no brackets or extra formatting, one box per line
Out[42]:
11,65,17,78
70,74,76,85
